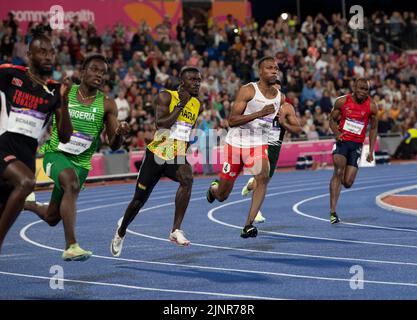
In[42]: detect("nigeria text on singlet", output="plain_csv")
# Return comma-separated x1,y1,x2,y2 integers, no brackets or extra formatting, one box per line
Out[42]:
40,84,105,170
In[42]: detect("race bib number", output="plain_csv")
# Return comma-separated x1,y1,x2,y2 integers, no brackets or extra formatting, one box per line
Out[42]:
343,118,364,135
170,121,192,141
58,131,93,155
7,107,46,139
255,117,273,130
222,161,231,174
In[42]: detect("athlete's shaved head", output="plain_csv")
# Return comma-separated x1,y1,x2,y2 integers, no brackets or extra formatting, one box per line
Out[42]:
258,56,276,69
27,32,55,76
179,66,200,79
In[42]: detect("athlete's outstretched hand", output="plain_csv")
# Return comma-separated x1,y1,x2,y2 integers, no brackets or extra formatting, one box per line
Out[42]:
60,76,73,106
259,104,275,117
116,121,130,136
178,86,191,108
366,152,374,163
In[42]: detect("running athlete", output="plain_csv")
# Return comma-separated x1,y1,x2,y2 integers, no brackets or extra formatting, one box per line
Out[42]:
206,56,283,238
0,34,72,253
24,54,130,261
241,100,302,223
110,67,202,256
329,77,378,224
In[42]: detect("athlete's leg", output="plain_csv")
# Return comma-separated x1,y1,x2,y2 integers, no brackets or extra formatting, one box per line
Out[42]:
211,178,235,202
111,162,161,256
24,200,61,226
57,168,82,248
0,184,11,219
342,165,359,189
243,143,280,193
342,143,361,189
245,157,270,226
170,163,193,231
0,161,35,251
208,143,242,202
245,178,257,192
118,150,163,237
330,154,347,214
56,164,91,261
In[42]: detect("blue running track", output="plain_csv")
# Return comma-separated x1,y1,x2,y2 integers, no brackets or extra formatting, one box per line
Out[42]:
1,163,417,300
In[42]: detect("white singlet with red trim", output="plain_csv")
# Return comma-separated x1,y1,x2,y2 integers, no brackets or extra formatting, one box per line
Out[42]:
225,82,281,147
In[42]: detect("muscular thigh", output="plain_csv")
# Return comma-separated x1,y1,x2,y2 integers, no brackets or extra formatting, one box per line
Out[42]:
168,162,193,185
135,149,163,194
346,142,363,168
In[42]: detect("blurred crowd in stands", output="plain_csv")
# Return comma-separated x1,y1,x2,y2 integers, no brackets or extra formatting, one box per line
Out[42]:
1,10,416,154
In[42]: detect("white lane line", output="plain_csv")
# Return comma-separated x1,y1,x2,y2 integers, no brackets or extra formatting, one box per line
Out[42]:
0,271,280,300
36,173,409,204
293,182,417,231
127,229,417,267
17,172,417,296
73,180,335,213
48,174,417,210
18,223,417,289
375,185,417,216
208,180,417,249
0,253,31,258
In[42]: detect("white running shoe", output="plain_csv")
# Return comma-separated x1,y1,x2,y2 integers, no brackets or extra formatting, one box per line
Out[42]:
110,229,125,257
254,211,266,223
169,229,190,246
241,177,255,196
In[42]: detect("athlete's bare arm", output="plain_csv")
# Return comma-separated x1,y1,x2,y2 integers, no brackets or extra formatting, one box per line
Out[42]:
280,92,286,105
367,101,379,162
104,98,130,151
155,89,190,129
54,78,73,144
329,96,347,141
279,102,302,134
228,84,275,127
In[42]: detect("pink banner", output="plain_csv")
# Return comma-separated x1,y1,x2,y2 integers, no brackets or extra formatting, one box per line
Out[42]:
407,51,417,65
0,0,182,33
87,138,380,177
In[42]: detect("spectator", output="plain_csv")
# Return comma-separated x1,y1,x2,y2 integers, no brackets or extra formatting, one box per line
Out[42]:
115,90,131,121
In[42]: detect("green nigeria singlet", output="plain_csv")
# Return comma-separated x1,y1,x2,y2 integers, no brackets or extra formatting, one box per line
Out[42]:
40,84,105,170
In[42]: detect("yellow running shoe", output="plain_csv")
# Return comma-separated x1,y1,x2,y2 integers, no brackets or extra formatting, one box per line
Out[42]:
254,211,266,223
241,177,255,196
62,243,92,261
25,192,36,202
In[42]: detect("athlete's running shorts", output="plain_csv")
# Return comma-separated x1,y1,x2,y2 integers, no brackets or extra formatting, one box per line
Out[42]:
43,152,89,204
219,143,269,181
332,140,363,168
0,133,36,205
135,148,189,194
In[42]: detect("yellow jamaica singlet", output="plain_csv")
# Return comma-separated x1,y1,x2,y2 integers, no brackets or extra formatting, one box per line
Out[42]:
147,90,200,160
